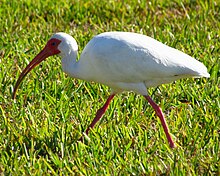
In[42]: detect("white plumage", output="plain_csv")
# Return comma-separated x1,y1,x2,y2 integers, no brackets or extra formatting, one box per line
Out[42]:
13,32,210,148
59,32,209,94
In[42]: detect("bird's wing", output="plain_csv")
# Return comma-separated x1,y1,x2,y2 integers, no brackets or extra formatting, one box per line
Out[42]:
79,32,209,87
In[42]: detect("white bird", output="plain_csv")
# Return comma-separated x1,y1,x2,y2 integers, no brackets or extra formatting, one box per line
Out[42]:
13,32,210,148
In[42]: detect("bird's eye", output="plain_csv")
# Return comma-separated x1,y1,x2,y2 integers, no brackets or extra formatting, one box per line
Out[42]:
51,42,56,46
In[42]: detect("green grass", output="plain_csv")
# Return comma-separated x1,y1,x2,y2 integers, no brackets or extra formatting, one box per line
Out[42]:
0,0,219,175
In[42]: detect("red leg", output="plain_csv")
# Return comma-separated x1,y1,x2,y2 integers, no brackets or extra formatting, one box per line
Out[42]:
144,95,175,148
83,94,115,137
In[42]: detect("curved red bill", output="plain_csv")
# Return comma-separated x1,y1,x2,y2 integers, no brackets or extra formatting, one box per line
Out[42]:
12,38,61,99
12,46,51,99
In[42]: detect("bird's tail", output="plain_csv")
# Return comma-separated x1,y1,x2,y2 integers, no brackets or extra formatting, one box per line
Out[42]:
190,61,210,78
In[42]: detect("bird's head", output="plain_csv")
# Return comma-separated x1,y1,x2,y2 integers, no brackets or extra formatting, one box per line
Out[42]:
12,32,77,99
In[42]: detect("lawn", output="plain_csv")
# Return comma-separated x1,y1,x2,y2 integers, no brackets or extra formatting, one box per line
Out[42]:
0,0,219,175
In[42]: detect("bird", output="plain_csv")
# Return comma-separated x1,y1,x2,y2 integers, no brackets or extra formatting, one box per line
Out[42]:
12,32,210,148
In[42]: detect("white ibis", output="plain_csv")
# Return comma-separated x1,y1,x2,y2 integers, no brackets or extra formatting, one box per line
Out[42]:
13,32,210,148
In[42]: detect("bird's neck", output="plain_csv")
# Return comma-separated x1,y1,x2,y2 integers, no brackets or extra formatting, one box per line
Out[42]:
61,50,81,79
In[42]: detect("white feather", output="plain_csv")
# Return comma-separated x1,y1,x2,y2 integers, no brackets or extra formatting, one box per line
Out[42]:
53,32,209,94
